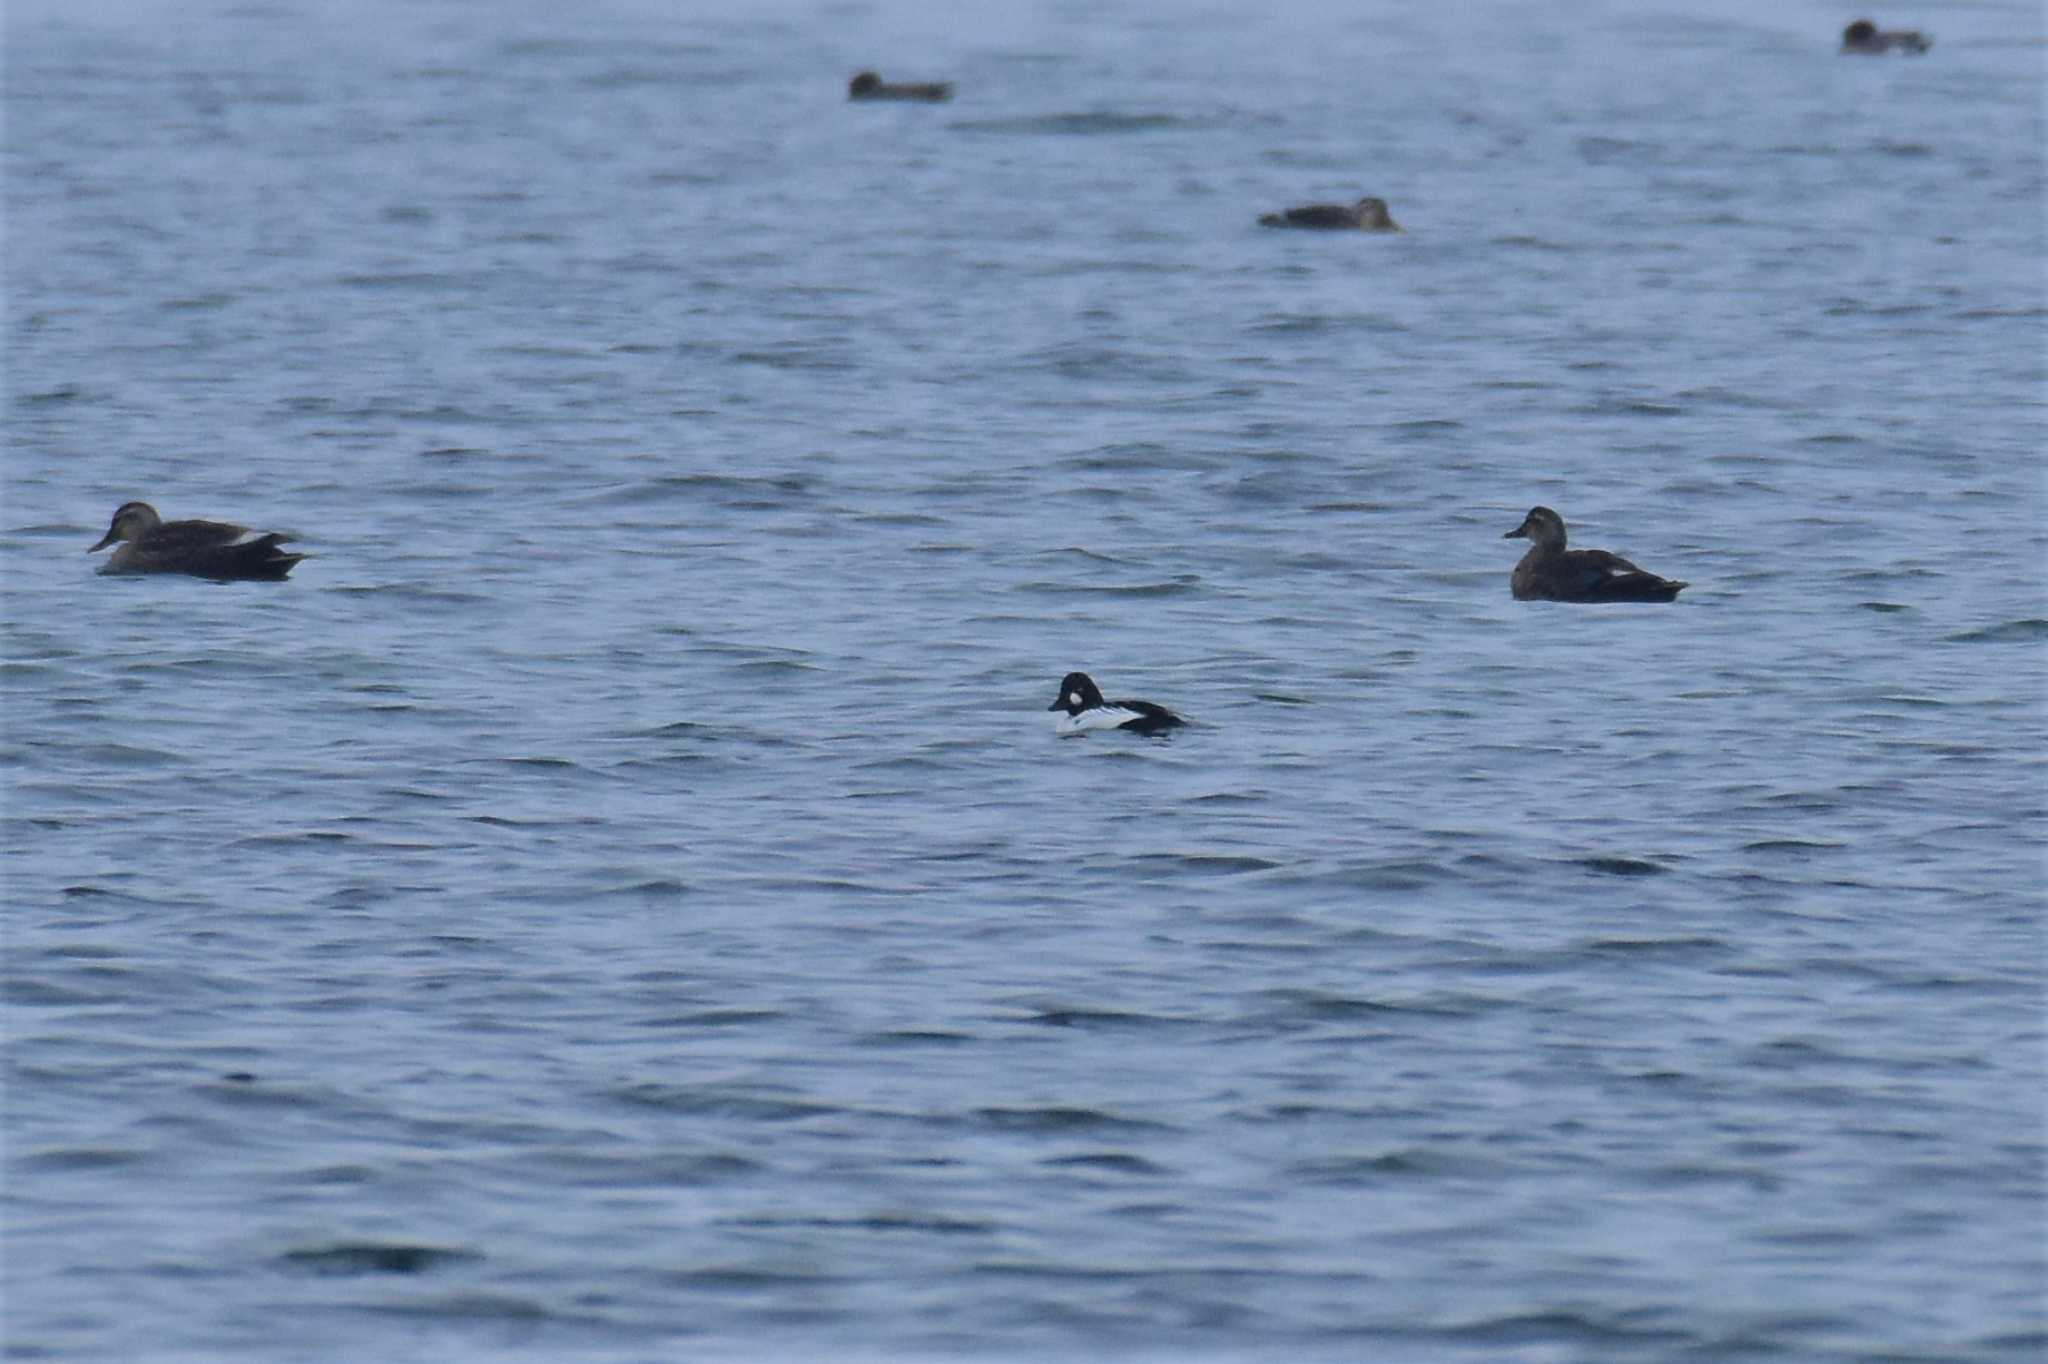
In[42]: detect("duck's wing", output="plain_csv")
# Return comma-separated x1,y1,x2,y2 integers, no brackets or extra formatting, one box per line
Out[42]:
864,81,951,101
193,534,305,581
1562,549,1685,602
1568,548,1642,576
146,518,271,550
130,526,304,580
1263,204,1353,229
1111,699,1186,734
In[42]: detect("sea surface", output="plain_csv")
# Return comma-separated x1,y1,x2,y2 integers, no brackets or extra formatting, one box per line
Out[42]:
4,0,2044,1359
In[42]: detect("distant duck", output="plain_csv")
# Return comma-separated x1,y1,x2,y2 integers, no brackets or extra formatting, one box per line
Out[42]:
1258,196,1401,232
1502,506,1687,603
848,70,954,102
1047,672,1186,736
88,501,305,581
1840,19,1930,54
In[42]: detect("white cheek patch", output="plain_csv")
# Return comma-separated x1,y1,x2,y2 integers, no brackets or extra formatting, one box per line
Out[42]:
1067,693,1082,708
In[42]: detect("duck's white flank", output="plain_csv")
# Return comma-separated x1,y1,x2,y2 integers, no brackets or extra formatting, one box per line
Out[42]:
1054,704,1147,735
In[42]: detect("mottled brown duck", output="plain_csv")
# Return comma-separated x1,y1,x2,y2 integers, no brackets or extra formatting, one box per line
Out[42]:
1502,506,1686,603
848,71,953,102
88,502,304,582
1258,197,1400,231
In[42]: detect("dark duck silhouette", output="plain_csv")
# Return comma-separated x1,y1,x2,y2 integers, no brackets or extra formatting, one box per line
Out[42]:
1502,506,1687,603
88,501,305,581
1047,672,1186,736
1840,19,1930,54
847,71,953,102
1258,196,1400,231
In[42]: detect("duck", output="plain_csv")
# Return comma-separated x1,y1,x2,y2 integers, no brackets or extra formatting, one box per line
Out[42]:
1840,19,1930,54
88,501,305,581
1047,672,1186,736
1502,506,1687,603
1258,196,1401,232
848,71,954,102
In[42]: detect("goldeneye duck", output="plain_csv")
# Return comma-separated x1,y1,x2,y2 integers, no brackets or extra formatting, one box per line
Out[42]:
1502,506,1687,603
1840,19,1930,54
1258,196,1400,232
88,501,305,581
848,71,954,102
1047,671,1186,736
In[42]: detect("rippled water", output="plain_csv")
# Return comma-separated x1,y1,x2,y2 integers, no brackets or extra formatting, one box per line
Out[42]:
5,0,2045,1359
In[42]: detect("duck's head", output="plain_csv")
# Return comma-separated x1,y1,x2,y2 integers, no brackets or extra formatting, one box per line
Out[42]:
849,71,882,96
90,501,161,552
1842,19,1878,45
1048,671,1104,714
1504,505,1567,548
1356,197,1398,229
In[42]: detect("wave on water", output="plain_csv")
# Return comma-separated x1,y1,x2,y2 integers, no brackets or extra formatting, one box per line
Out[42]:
1945,619,2048,644
280,1243,482,1276
950,112,1218,135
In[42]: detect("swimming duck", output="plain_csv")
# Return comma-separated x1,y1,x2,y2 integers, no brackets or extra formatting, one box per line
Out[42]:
848,71,954,102
1840,19,1930,54
1258,197,1401,232
88,501,305,581
1047,672,1186,736
1502,506,1687,603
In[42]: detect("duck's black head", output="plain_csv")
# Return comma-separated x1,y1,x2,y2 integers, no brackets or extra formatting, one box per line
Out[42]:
90,501,160,552
1049,672,1105,714
1842,19,1878,44
849,71,882,96
1504,505,1567,547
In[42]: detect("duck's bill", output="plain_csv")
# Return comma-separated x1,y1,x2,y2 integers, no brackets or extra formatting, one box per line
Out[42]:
1046,700,1064,711
1502,526,1528,539
88,530,118,552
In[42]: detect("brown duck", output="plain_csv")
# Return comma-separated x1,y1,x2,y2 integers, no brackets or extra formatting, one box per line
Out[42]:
1502,506,1686,603
89,502,305,581
1840,20,1930,54
1258,197,1400,231
848,71,953,102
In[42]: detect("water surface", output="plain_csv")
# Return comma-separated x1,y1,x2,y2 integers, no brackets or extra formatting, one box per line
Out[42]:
5,0,2044,1360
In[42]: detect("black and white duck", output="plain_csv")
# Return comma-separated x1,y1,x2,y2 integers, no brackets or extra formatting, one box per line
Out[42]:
1047,672,1186,736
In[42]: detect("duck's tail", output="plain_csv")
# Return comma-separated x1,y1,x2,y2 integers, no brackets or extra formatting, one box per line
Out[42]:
230,534,306,581
1638,578,1687,602
1588,573,1687,603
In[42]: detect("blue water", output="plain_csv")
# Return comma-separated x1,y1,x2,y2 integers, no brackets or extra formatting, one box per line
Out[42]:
5,0,2045,1359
